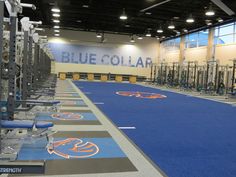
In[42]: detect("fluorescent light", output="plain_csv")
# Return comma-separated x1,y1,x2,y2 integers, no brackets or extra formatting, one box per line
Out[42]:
53,26,60,29
96,33,102,38
51,8,60,13
207,22,212,26
157,28,163,33
168,21,175,29
137,36,143,40
82,4,89,8
186,18,194,23
53,13,60,17
205,10,215,16
54,33,60,37
183,28,188,33
130,36,135,43
146,33,151,37
120,8,128,20
145,12,152,15
54,30,60,33
120,15,127,20
53,19,60,23
205,4,215,16
186,14,194,23
217,18,223,22
168,24,175,29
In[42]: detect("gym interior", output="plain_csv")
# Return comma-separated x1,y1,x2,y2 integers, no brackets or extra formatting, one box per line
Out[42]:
0,0,236,177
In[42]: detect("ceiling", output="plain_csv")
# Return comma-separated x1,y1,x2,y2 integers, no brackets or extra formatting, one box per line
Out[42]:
19,0,236,39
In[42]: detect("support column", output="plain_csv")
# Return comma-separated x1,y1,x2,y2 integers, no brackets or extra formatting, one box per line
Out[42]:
179,35,185,64
207,27,215,61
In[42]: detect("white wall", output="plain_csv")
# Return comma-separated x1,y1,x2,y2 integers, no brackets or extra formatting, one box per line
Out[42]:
215,44,236,65
185,47,207,65
45,29,159,77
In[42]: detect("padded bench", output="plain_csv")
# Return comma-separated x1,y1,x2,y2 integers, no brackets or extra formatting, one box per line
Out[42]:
1,120,53,129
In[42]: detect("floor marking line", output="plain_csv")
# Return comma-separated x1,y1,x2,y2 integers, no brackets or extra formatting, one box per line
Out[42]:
118,127,136,130
94,102,105,105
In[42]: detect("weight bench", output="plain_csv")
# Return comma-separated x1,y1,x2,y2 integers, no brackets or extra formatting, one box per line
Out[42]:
1,120,53,129
0,120,54,161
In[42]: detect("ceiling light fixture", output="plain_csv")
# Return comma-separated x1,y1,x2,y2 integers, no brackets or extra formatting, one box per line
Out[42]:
130,36,135,43
205,4,215,16
145,29,152,37
207,22,212,26
183,28,188,33
137,36,143,40
53,25,60,29
157,26,163,33
53,19,60,23
145,12,152,15
217,17,223,22
96,33,102,38
54,30,60,33
186,14,195,23
53,13,60,17
168,21,175,29
51,8,60,13
54,33,60,37
205,19,212,26
82,4,89,8
120,8,128,20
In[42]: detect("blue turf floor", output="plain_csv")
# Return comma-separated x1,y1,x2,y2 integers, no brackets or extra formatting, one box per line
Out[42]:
74,81,236,177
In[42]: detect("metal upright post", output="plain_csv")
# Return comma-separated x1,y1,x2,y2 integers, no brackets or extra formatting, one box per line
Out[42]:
232,60,236,94
39,48,43,81
22,31,28,107
150,64,153,81
7,15,17,120
27,34,33,91
33,44,39,88
0,0,5,154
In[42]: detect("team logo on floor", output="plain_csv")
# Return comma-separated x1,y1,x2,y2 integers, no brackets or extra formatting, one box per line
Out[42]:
116,91,167,99
51,112,83,120
47,138,99,159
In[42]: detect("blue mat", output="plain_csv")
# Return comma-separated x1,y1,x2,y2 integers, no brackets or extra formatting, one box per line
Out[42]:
36,112,97,121
74,81,236,177
18,137,126,160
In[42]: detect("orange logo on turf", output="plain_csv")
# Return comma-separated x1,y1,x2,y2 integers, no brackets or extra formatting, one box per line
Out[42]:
47,138,99,159
116,91,167,99
51,112,83,120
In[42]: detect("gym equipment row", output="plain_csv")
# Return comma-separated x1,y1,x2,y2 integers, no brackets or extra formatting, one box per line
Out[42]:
59,72,139,84
149,60,236,96
0,1,59,174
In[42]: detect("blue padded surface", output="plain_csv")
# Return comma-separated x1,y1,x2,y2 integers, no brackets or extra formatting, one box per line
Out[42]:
74,81,236,177
35,121,53,128
1,120,34,129
26,100,60,104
